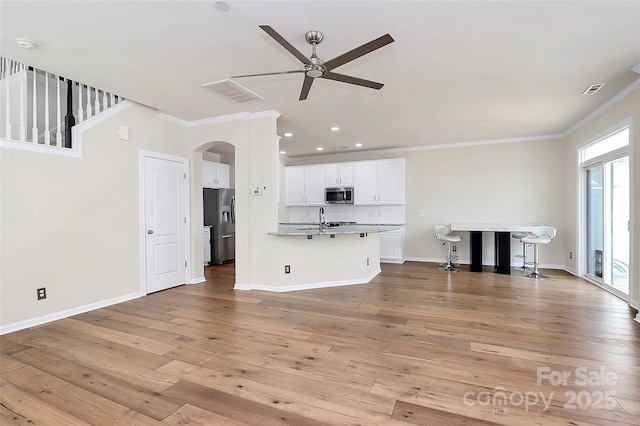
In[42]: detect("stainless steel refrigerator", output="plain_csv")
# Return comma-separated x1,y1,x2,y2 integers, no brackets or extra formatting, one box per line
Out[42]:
203,188,235,264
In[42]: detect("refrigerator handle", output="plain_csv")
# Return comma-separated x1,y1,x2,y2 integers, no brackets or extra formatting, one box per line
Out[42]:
231,196,235,224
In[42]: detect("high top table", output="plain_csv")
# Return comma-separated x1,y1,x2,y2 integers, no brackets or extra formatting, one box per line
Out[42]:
450,223,540,274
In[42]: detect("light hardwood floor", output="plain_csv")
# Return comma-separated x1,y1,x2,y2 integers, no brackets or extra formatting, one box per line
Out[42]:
1,262,639,425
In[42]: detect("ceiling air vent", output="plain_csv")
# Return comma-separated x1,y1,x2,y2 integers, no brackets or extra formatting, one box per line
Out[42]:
582,83,606,95
201,79,264,103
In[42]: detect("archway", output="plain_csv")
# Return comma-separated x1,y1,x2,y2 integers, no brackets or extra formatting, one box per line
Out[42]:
194,141,236,284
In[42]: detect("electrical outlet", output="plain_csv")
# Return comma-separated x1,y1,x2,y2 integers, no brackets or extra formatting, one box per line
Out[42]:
569,251,573,259
367,257,370,266
452,245,457,252
285,265,290,274
37,287,46,300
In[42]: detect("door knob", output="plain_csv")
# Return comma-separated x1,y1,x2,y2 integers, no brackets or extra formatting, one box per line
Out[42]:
147,230,154,234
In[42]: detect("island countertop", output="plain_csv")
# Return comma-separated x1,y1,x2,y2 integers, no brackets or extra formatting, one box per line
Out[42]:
268,223,405,236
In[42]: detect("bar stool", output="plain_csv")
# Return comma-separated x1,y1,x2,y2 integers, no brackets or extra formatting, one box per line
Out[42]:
435,225,462,272
521,225,557,278
511,223,542,270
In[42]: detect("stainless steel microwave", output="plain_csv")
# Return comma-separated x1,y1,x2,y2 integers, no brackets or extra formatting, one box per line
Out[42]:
325,187,354,204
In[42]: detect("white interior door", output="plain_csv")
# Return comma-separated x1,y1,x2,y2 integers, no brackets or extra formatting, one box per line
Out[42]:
143,154,187,293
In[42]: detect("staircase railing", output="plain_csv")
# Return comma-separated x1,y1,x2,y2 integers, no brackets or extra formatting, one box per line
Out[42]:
1,57,125,149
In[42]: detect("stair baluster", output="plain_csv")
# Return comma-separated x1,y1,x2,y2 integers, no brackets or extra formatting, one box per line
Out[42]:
56,76,62,147
2,57,124,150
31,67,37,143
3,58,11,139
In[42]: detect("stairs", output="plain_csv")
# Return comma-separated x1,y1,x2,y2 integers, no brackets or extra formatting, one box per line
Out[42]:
1,57,125,151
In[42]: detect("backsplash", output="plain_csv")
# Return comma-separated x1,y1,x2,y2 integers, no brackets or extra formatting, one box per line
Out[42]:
286,205,405,225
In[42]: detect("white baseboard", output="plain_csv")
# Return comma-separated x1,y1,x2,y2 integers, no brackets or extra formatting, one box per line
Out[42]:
403,257,565,270
381,259,406,264
405,257,444,263
0,291,143,335
234,268,381,292
189,276,206,284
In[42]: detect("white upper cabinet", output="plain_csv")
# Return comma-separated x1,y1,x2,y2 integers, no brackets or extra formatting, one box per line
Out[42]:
353,162,377,204
376,159,404,205
284,165,326,206
354,159,405,205
202,160,230,189
304,166,327,205
325,163,354,187
284,158,404,206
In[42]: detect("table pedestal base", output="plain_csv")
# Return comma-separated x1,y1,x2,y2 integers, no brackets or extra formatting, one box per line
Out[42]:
469,231,511,274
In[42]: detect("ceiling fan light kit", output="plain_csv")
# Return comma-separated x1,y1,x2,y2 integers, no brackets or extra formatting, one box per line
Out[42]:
231,25,394,100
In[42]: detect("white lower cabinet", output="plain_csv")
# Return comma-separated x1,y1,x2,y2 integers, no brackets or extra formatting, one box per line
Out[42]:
379,228,405,263
204,226,211,265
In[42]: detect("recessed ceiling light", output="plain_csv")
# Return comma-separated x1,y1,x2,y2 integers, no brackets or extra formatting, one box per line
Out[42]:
213,1,231,12
316,147,324,151
284,132,293,137
330,127,340,132
355,143,363,147
16,38,36,49
279,151,286,155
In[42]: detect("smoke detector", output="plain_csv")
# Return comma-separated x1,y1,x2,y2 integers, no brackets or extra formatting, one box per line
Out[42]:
213,2,230,12
16,38,36,49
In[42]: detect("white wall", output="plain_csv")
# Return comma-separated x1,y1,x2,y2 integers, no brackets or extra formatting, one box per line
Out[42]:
1,103,190,330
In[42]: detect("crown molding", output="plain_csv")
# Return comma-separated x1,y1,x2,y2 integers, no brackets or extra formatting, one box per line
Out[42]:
287,133,565,162
158,110,280,127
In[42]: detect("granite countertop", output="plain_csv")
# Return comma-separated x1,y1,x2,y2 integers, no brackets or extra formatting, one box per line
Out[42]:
268,223,405,236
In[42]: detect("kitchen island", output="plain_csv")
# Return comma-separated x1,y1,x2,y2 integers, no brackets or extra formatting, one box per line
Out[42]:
234,223,404,292
268,223,404,236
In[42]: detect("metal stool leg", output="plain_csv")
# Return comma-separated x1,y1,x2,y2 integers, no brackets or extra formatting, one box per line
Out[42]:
524,243,548,278
439,241,459,272
520,243,528,268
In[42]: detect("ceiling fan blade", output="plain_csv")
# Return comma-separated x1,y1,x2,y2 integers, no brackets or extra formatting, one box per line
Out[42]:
260,25,311,65
323,34,394,71
231,70,303,78
322,72,384,90
299,75,314,100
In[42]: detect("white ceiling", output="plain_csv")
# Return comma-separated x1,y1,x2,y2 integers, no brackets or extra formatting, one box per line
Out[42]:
1,1,639,157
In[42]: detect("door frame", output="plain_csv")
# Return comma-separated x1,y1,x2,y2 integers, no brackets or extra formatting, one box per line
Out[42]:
139,149,191,295
576,118,632,301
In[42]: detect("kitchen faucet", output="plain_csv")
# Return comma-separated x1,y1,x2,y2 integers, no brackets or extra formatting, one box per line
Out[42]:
319,207,326,230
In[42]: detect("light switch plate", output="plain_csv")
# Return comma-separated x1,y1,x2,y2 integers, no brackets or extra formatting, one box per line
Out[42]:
116,125,129,140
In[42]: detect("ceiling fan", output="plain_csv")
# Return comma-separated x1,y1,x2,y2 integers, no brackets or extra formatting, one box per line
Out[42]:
232,25,394,101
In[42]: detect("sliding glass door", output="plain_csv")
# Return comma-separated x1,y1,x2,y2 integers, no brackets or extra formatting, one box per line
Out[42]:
609,157,630,293
586,165,603,278
581,126,630,297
